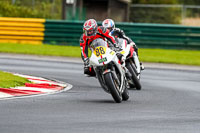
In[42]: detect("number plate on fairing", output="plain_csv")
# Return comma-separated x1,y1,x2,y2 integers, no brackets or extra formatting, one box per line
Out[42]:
98,57,107,64
93,46,106,57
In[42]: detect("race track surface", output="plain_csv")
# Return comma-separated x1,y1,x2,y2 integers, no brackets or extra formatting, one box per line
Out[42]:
0,55,200,133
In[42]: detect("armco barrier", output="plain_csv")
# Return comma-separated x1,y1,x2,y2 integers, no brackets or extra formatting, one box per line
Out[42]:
44,20,200,49
0,17,45,44
117,22,200,49
44,20,83,46
0,17,200,49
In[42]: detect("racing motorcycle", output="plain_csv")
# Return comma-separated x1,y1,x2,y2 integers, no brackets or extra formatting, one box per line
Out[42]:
117,38,142,90
89,38,129,103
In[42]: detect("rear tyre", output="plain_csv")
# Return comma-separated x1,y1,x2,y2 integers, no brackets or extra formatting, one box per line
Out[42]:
122,87,129,101
126,62,142,90
104,73,122,103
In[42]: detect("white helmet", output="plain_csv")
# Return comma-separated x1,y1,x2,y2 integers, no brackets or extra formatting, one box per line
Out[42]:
102,19,115,31
83,19,98,38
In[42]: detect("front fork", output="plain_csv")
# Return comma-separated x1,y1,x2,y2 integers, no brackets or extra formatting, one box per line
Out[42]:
103,65,125,94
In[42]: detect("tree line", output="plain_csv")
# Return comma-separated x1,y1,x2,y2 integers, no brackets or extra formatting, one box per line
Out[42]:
0,0,199,24
130,0,200,24
132,0,200,5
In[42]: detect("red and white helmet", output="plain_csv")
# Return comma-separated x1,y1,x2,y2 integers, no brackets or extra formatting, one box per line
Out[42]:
83,19,98,38
102,19,115,31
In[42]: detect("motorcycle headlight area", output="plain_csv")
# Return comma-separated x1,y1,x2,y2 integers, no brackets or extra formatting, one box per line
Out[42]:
98,57,107,63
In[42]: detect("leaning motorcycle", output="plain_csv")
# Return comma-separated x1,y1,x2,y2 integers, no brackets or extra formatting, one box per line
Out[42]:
89,38,129,103
117,38,142,90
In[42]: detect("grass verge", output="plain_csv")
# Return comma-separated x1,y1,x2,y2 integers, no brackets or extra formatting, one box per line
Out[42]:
0,71,31,88
0,43,200,66
0,43,81,57
140,48,200,66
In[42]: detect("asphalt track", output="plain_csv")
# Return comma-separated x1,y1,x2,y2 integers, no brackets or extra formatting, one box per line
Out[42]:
0,55,200,133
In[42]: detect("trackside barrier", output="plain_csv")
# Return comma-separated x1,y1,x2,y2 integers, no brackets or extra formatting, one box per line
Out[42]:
117,22,200,49
44,20,200,50
0,17,200,50
0,17,45,44
44,20,84,46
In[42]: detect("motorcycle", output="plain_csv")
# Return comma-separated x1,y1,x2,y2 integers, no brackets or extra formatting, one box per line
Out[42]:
117,38,142,90
89,38,129,103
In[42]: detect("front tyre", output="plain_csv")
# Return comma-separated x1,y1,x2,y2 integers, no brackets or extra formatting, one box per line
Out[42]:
104,73,122,103
96,70,109,93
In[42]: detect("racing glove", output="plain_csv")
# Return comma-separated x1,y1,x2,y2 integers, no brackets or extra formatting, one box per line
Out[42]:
130,42,136,47
113,43,123,51
113,43,119,48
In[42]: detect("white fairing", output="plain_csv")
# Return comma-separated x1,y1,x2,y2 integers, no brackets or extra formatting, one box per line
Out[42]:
117,38,142,87
90,47,117,66
133,51,141,74
118,38,141,76
118,39,131,57
89,38,125,92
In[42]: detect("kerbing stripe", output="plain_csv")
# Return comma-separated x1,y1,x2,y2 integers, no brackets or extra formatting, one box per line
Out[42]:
0,73,70,100
0,92,12,98
13,87,56,93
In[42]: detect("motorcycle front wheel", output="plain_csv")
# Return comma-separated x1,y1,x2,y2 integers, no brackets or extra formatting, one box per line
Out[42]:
104,72,122,103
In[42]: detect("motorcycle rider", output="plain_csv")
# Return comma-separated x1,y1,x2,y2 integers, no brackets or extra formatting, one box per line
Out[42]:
102,19,144,70
80,19,122,76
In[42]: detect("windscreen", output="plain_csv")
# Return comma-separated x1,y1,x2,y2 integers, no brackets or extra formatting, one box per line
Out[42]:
90,38,107,50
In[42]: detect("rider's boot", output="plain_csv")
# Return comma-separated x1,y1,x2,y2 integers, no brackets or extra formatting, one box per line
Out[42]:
84,66,96,77
140,62,145,71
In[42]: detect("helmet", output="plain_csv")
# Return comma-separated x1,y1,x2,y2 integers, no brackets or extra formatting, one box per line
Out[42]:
83,19,98,38
102,19,115,31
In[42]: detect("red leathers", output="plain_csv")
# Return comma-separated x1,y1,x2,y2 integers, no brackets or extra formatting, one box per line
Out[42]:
80,26,116,61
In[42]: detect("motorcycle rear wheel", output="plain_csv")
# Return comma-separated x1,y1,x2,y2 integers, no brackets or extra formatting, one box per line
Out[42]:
122,87,129,101
126,62,142,90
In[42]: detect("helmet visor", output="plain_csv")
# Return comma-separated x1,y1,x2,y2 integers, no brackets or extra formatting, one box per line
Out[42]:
85,29,96,36
107,27,113,31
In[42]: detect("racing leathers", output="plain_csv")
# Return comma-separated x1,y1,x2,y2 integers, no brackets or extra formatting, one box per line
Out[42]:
110,28,144,70
80,26,119,75
110,28,138,56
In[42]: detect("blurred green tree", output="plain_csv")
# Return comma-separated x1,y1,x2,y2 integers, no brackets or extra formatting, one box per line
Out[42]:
130,0,181,24
132,0,179,4
178,0,200,5
0,0,62,19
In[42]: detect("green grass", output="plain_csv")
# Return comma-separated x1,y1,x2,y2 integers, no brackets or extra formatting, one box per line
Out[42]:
0,43,81,57
139,48,200,66
0,71,31,88
0,43,200,66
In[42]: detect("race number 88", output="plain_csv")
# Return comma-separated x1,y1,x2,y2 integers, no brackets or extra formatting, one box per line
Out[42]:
96,47,105,56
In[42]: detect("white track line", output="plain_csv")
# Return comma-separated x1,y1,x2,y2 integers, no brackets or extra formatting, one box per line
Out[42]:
13,74,46,80
12,87,56,93
14,73,66,87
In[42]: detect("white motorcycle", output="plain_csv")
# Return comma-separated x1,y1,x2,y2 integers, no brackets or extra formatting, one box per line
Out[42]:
89,38,129,103
117,38,142,90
